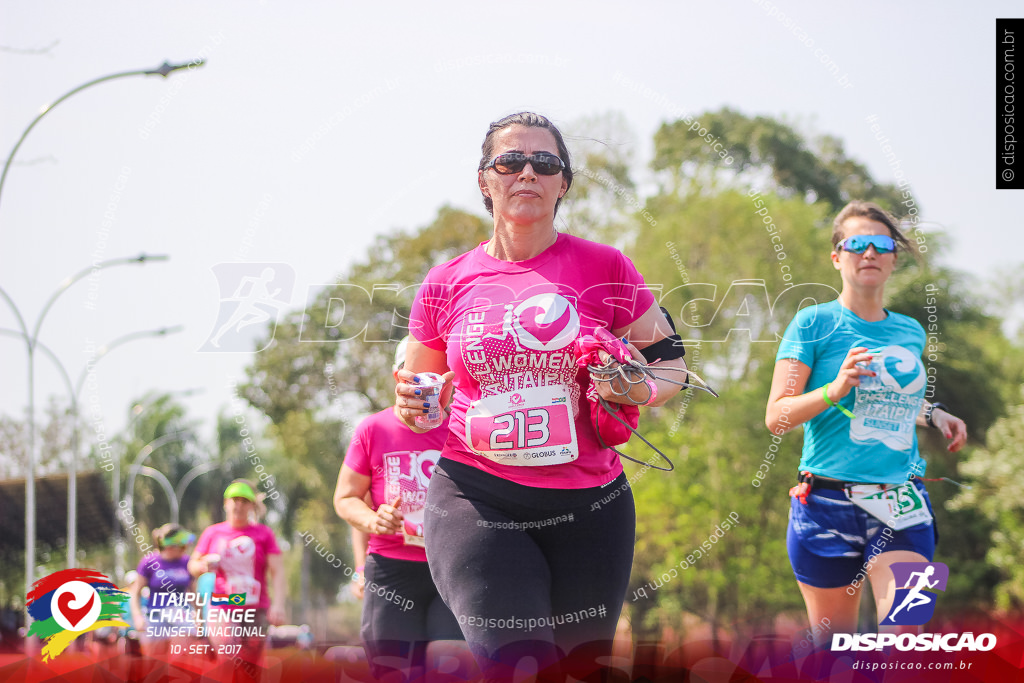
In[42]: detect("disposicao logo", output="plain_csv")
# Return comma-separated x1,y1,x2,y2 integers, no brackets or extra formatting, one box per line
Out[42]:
831,562,997,652
27,568,128,661
883,562,948,626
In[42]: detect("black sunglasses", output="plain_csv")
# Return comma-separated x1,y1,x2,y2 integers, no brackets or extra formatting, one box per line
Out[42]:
483,152,565,176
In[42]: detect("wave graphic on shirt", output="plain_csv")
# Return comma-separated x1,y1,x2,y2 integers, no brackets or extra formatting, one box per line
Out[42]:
850,344,926,450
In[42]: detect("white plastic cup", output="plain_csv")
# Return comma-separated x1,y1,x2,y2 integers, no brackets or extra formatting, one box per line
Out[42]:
414,373,445,429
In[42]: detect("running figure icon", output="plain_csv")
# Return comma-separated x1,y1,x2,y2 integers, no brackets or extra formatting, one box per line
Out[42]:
200,263,295,352
887,565,938,622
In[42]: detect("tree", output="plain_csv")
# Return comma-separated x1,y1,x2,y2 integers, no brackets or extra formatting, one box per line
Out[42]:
950,392,1024,612
0,397,76,478
651,107,904,210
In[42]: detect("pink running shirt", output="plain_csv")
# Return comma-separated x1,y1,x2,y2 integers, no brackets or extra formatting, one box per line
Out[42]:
343,408,449,562
409,233,656,489
194,522,280,610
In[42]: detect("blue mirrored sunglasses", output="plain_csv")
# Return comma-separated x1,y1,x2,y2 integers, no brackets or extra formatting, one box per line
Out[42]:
837,234,897,254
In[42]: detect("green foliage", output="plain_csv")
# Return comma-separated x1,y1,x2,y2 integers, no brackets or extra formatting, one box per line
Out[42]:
624,107,1023,638
241,205,490,419
628,378,804,641
950,395,1024,612
651,107,904,211
625,189,835,639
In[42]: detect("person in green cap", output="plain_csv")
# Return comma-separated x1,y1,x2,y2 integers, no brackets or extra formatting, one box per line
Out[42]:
128,522,196,656
190,478,286,679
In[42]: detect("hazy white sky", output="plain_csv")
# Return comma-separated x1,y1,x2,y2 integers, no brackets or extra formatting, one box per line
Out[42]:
1,2,1019,456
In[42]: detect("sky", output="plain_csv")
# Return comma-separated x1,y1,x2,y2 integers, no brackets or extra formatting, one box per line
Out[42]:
1,1,1020,461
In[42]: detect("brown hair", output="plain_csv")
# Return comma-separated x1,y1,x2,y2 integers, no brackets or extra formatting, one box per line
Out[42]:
478,112,573,218
831,200,914,253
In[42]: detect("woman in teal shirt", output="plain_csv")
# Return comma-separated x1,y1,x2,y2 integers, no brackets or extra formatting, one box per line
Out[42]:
765,201,968,642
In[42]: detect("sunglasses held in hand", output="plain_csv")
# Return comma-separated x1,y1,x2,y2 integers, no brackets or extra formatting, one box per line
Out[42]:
484,152,565,176
836,234,897,254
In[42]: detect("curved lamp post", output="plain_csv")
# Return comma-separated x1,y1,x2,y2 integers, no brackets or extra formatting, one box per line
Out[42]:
0,60,205,215
2,60,203,653
0,254,168,635
0,324,183,566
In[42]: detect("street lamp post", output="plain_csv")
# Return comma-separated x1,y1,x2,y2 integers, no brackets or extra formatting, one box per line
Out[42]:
0,254,168,642
1,60,203,653
0,60,205,216
117,430,193,579
68,325,184,566
0,325,183,566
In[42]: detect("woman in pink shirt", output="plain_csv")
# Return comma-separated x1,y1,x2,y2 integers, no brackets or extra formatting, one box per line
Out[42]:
334,337,462,680
189,480,285,680
395,112,688,679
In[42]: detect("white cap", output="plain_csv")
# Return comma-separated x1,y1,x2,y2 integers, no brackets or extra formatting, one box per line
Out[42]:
393,336,410,372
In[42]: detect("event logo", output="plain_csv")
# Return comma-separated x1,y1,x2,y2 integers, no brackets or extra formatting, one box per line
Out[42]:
199,263,295,352
26,569,128,661
883,561,948,625
511,293,580,352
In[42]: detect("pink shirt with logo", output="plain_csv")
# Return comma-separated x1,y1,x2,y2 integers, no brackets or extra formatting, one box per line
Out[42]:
344,408,449,562
194,522,280,610
409,233,656,489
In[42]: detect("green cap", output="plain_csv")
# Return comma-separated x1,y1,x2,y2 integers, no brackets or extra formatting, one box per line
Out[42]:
224,481,257,502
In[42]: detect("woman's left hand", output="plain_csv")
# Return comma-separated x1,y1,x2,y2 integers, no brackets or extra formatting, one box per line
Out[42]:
593,341,651,405
934,410,968,452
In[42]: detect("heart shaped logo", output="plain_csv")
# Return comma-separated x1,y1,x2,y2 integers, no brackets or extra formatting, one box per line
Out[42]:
50,581,101,632
512,293,580,352
57,591,95,629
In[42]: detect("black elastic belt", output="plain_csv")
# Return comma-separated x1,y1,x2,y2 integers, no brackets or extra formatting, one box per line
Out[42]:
798,473,915,491
798,473,846,491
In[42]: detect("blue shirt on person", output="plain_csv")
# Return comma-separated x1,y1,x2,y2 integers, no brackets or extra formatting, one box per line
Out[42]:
776,299,928,484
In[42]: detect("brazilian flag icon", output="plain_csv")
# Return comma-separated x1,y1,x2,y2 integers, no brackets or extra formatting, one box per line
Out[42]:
228,593,246,606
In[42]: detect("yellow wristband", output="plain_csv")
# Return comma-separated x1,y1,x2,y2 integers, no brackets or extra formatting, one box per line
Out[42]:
823,383,856,419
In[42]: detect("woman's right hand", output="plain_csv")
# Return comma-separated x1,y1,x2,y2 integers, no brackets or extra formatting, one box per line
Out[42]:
370,495,404,535
394,368,454,430
828,347,877,402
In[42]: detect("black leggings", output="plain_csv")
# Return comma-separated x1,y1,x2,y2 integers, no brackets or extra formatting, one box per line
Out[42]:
424,458,635,680
361,554,462,678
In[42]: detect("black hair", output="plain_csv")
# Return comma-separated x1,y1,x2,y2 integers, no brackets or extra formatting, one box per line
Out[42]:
478,112,573,218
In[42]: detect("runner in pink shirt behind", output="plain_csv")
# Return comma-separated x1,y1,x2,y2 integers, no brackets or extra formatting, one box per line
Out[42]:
394,112,689,681
189,479,286,682
334,337,463,681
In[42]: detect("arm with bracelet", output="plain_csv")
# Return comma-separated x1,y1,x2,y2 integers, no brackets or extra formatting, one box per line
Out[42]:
917,401,968,452
766,346,880,434
595,304,688,408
